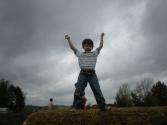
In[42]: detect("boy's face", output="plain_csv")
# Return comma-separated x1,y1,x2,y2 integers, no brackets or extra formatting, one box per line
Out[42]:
83,43,93,52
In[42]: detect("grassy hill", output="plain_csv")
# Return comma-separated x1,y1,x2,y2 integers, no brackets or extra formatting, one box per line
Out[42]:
23,106,167,125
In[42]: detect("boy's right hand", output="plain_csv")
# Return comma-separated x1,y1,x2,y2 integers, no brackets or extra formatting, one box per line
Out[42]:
65,35,70,40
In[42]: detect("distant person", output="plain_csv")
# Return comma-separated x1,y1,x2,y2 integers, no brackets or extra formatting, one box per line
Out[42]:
48,98,54,109
65,33,110,111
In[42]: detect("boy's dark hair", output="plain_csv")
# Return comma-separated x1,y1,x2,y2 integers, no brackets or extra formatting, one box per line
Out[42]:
82,39,94,48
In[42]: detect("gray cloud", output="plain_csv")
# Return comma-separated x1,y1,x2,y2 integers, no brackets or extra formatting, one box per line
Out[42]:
0,0,167,106
139,0,167,74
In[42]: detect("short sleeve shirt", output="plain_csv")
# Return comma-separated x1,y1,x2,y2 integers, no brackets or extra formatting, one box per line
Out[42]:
74,48,100,70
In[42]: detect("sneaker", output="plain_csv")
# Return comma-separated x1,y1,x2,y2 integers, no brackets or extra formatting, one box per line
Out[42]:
70,108,77,112
101,106,111,111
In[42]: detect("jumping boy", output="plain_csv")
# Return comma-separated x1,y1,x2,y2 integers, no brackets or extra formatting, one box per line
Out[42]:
65,33,110,111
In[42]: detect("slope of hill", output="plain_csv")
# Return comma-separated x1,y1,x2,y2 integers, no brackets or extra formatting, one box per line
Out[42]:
23,106,167,125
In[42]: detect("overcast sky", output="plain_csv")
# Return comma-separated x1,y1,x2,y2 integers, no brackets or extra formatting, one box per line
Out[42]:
1,0,167,106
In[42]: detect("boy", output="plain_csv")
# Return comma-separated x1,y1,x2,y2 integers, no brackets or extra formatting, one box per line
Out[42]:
65,33,110,111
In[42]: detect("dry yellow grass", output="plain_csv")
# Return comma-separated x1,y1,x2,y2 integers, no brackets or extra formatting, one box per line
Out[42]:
23,106,167,125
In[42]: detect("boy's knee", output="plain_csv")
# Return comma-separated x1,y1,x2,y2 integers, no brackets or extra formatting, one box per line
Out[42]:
74,90,84,97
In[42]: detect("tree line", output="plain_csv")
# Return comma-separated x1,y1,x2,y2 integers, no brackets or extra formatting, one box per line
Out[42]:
115,78,167,107
0,78,25,110
1,77,167,109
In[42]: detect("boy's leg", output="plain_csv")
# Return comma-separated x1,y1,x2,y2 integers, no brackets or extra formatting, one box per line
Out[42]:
88,73,106,110
73,71,88,109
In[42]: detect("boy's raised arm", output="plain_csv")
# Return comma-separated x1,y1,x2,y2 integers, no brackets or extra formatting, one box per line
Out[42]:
65,35,77,53
98,33,104,51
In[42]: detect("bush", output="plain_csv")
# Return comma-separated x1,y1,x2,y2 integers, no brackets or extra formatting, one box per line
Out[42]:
115,84,133,107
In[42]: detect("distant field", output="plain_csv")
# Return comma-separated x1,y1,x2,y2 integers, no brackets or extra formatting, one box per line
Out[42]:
24,106,167,125
0,106,41,125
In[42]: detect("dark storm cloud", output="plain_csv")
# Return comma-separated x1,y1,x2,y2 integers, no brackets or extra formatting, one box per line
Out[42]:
0,0,38,56
0,0,64,81
95,0,167,92
1,0,167,106
140,0,167,73
125,0,167,83
0,0,146,61
0,0,147,105
0,0,75,105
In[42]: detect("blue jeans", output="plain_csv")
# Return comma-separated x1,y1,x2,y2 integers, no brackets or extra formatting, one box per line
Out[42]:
73,70,106,110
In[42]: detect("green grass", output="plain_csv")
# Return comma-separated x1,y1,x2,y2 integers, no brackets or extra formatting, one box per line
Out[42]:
24,106,167,125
